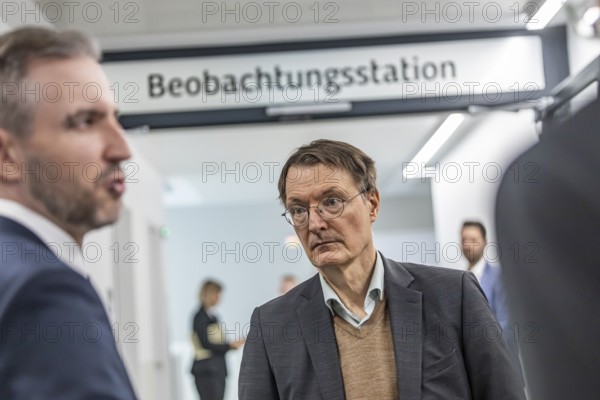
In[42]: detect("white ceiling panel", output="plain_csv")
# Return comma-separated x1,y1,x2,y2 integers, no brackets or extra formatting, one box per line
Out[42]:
128,113,444,205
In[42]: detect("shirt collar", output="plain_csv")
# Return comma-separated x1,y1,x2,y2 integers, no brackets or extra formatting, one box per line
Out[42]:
0,198,86,277
320,250,385,317
470,256,487,282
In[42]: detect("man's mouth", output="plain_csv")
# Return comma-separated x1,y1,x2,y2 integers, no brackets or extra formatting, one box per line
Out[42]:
104,171,126,197
310,240,337,251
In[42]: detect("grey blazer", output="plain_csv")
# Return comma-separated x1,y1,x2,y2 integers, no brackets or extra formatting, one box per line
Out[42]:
239,254,525,400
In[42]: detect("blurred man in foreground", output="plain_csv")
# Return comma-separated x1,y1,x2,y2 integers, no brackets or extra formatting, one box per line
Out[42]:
0,27,136,399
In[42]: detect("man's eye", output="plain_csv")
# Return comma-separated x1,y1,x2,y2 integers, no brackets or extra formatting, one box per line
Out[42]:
322,198,342,207
290,207,306,215
66,115,97,129
79,116,97,127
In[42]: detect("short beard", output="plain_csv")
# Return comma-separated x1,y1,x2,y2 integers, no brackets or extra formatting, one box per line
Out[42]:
27,157,104,232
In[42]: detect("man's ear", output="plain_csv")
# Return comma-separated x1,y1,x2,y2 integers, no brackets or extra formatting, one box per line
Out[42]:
0,128,23,184
367,189,380,221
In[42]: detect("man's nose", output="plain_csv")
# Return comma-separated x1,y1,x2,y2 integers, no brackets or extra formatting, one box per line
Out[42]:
307,206,328,232
104,120,132,163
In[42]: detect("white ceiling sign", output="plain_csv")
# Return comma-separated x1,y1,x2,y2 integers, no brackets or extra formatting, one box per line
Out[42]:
104,35,545,114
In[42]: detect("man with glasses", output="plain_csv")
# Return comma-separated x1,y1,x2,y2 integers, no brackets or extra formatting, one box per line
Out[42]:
239,139,524,400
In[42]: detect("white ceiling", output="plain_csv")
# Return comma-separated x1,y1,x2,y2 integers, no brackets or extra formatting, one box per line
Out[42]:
128,113,445,206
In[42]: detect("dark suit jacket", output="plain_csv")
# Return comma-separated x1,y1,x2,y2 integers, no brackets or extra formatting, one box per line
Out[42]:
239,254,525,400
0,217,136,399
496,98,600,399
191,306,230,378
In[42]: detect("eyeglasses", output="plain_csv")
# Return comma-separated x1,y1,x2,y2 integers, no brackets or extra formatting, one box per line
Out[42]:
282,190,367,227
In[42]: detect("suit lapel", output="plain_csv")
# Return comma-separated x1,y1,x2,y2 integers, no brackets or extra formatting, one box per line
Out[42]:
297,276,345,400
0,216,50,246
383,256,423,399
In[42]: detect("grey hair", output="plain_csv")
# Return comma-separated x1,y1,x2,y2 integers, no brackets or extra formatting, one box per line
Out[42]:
0,26,100,138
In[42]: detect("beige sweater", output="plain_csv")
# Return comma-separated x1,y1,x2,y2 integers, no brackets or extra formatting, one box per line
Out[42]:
333,298,399,400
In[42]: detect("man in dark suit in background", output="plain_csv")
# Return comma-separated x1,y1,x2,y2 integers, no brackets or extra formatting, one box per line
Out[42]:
496,99,600,400
0,27,136,399
191,280,244,400
461,221,524,384
239,139,525,400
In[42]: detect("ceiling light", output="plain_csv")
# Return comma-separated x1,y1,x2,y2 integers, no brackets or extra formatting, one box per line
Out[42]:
403,113,465,179
526,0,568,30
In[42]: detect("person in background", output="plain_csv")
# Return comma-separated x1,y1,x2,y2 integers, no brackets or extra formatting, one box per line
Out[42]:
279,274,297,295
191,280,245,400
461,221,524,385
0,26,136,399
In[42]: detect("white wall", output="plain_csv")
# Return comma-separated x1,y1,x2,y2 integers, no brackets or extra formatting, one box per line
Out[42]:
85,149,172,400
429,25,600,263
430,110,539,269
429,26,600,264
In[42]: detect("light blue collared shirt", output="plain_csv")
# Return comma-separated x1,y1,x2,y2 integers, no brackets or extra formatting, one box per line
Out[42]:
319,251,385,328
